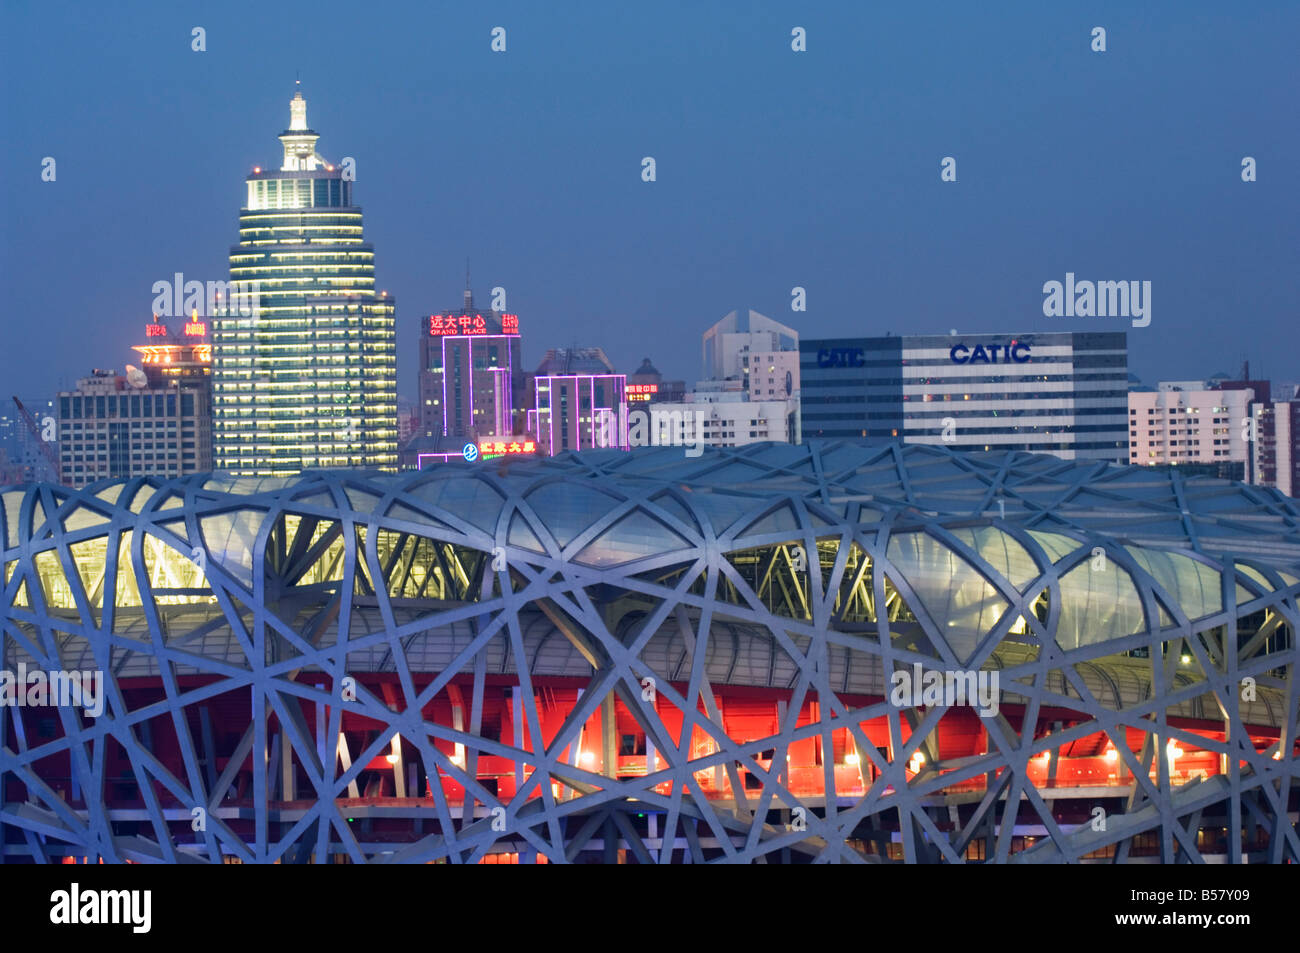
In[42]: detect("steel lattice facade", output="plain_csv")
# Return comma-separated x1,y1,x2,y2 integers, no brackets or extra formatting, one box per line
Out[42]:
1,442,1297,863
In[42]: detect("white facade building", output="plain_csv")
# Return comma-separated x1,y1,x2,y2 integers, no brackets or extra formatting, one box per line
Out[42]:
702,309,798,383
689,309,800,448
644,393,797,449
894,332,1129,461
1127,386,1254,472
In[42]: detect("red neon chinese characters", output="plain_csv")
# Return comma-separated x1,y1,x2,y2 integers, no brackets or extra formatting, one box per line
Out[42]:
146,324,167,337
184,322,207,336
431,312,521,337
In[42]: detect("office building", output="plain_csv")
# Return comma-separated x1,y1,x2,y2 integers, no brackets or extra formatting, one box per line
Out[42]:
56,373,210,489
801,331,1129,461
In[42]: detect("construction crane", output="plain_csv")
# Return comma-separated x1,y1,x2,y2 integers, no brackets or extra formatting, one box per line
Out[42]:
12,397,61,483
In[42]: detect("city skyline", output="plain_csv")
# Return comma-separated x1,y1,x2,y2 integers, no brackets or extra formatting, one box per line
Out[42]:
4,1,1297,405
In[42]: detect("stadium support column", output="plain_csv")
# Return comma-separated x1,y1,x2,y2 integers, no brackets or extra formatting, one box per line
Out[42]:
1047,721,1062,787
513,686,524,792
282,732,295,801
602,693,617,777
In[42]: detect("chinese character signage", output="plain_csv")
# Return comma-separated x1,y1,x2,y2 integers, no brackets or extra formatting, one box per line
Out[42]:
145,324,168,337
477,438,536,457
626,383,658,402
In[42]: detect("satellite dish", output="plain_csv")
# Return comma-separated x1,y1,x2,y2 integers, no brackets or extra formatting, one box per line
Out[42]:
125,365,148,389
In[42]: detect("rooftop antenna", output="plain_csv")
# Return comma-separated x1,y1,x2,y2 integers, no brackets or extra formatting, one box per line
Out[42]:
463,258,473,310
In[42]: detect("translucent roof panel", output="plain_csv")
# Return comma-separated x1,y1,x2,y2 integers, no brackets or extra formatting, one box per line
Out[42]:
574,510,692,568
1237,564,1273,593
685,491,765,536
406,477,505,535
946,527,1041,592
523,482,621,548
3,491,24,548
200,510,265,587
1055,561,1147,650
648,492,701,535
1027,530,1084,564
201,476,291,496
1123,546,1223,621
886,531,1008,663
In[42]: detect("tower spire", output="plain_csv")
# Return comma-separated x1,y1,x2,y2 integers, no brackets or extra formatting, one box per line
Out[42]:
464,259,473,310
279,81,322,171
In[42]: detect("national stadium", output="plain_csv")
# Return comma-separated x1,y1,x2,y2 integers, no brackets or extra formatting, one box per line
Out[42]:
1,442,1297,863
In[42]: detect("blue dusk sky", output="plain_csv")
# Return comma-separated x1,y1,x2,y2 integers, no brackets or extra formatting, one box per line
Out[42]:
2,0,1297,401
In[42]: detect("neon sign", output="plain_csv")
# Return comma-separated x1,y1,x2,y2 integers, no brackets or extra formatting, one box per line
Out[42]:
429,313,521,336
146,324,168,337
184,322,207,336
478,438,536,456
627,383,658,402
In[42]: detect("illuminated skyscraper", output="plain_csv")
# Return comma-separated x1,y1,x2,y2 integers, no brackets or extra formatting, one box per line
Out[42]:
212,85,397,475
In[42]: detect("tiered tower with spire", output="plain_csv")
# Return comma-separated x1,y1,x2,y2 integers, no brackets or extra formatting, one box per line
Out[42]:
212,84,398,475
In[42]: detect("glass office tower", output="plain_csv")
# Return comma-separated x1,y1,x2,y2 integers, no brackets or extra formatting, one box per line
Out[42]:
213,86,397,475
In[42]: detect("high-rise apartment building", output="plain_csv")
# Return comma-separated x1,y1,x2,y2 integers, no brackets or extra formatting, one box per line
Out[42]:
212,86,397,475
1127,385,1253,479
1251,399,1300,496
